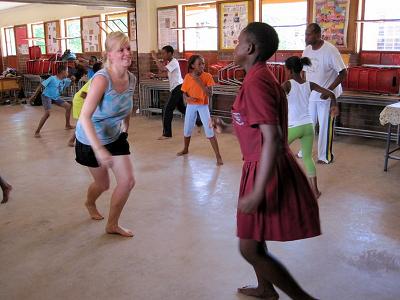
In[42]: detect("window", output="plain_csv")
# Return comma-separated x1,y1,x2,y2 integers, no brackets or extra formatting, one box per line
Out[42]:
106,12,128,34
4,27,16,56
184,3,217,51
361,0,400,51
65,18,82,53
31,23,46,54
262,0,307,50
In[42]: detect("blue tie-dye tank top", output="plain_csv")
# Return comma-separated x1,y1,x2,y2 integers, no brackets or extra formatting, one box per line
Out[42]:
75,68,136,145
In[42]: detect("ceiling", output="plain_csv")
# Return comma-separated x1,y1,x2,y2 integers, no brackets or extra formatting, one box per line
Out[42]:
0,0,134,8
0,2,29,11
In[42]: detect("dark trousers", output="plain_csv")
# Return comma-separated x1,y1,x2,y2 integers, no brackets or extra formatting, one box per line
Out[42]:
162,84,202,137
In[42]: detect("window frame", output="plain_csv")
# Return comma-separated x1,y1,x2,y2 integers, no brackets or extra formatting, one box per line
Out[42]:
182,2,218,52
105,12,129,34
31,22,46,54
4,26,17,56
64,17,83,54
359,0,400,52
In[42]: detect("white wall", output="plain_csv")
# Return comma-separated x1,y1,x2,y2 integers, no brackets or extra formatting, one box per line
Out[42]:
0,4,124,27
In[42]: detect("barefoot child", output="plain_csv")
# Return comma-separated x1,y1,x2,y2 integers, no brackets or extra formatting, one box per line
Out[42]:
282,56,338,198
215,22,321,299
68,61,103,147
177,55,223,166
34,65,74,137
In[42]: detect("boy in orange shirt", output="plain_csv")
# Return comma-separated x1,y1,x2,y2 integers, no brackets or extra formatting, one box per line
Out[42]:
177,55,223,166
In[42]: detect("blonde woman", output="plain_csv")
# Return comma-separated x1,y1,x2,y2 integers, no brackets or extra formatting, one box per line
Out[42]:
75,32,136,237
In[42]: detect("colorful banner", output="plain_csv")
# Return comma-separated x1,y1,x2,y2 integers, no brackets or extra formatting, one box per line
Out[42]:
313,0,350,47
219,1,252,50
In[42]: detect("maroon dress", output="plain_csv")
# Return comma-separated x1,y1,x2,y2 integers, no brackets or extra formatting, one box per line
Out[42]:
233,62,321,242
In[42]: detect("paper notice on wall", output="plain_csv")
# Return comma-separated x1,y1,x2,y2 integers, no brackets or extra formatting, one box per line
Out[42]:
129,10,137,50
18,44,29,55
46,21,60,54
82,16,100,52
157,7,178,50
313,0,350,47
220,1,251,50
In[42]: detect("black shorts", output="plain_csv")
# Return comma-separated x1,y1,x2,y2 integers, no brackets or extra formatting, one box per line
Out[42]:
75,132,130,168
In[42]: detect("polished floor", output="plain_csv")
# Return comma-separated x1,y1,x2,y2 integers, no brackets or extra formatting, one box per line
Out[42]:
0,104,399,300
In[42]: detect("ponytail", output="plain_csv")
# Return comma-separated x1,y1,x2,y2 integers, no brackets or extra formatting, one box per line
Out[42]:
285,56,312,74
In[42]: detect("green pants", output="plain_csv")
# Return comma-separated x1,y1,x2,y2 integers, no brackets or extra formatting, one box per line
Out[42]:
288,123,316,177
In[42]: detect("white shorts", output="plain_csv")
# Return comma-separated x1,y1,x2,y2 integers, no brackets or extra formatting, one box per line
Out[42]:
184,104,214,138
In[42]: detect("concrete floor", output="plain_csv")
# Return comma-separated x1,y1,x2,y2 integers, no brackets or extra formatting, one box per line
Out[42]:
0,104,399,300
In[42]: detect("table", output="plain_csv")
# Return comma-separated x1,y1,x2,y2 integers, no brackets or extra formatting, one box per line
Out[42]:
380,102,400,171
0,76,21,104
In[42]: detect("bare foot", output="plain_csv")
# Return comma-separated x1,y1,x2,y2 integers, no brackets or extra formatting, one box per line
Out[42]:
106,225,134,237
1,184,12,204
216,156,224,166
65,125,75,130
238,285,279,299
34,132,41,138
177,150,188,156
85,202,104,220
157,135,171,140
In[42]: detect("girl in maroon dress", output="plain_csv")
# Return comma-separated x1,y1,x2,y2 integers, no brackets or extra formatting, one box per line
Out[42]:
215,22,321,299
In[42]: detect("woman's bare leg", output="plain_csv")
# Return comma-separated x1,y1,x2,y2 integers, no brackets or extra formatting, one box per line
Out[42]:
106,155,135,237
86,166,110,220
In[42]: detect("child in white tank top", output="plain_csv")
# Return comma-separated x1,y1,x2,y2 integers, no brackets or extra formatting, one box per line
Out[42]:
282,56,338,199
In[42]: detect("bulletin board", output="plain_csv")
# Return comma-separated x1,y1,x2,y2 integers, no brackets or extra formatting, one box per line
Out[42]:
82,16,101,52
14,25,29,55
157,6,179,50
218,0,254,51
45,21,61,54
128,10,137,51
313,0,350,48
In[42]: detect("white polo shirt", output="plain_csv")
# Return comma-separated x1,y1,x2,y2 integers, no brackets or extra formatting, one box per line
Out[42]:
165,58,183,91
302,41,346,101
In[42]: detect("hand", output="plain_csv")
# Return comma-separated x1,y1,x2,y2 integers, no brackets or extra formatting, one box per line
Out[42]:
151,50,158,60
146,72,155,79
238,191,263,214
320,93,330,100
330,105,339,117
210,117,226,133
94,147,113,168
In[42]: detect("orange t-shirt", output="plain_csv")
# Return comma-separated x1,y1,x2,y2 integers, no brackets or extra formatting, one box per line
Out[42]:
181,72,215,105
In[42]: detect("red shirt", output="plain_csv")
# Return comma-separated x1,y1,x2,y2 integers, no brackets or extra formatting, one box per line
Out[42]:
232,62,288,162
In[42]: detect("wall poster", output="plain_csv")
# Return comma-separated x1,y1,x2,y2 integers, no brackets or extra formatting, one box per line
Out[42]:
313,0,350,47
14,25,29,55
219,0,253,50
45,21,60,54
82,16,101,52
128,10,137,51
157,7,178,50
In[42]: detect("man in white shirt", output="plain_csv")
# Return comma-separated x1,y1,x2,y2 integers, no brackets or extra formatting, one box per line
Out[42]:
151,46,202,140
302,23,347,164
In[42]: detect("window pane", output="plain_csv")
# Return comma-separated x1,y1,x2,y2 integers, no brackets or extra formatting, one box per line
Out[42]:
32,24,46,54
66,19,82,53
184,4,217,51
262,1,307,50
5,28,16,55
107,13,128,34
362,0,400,51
